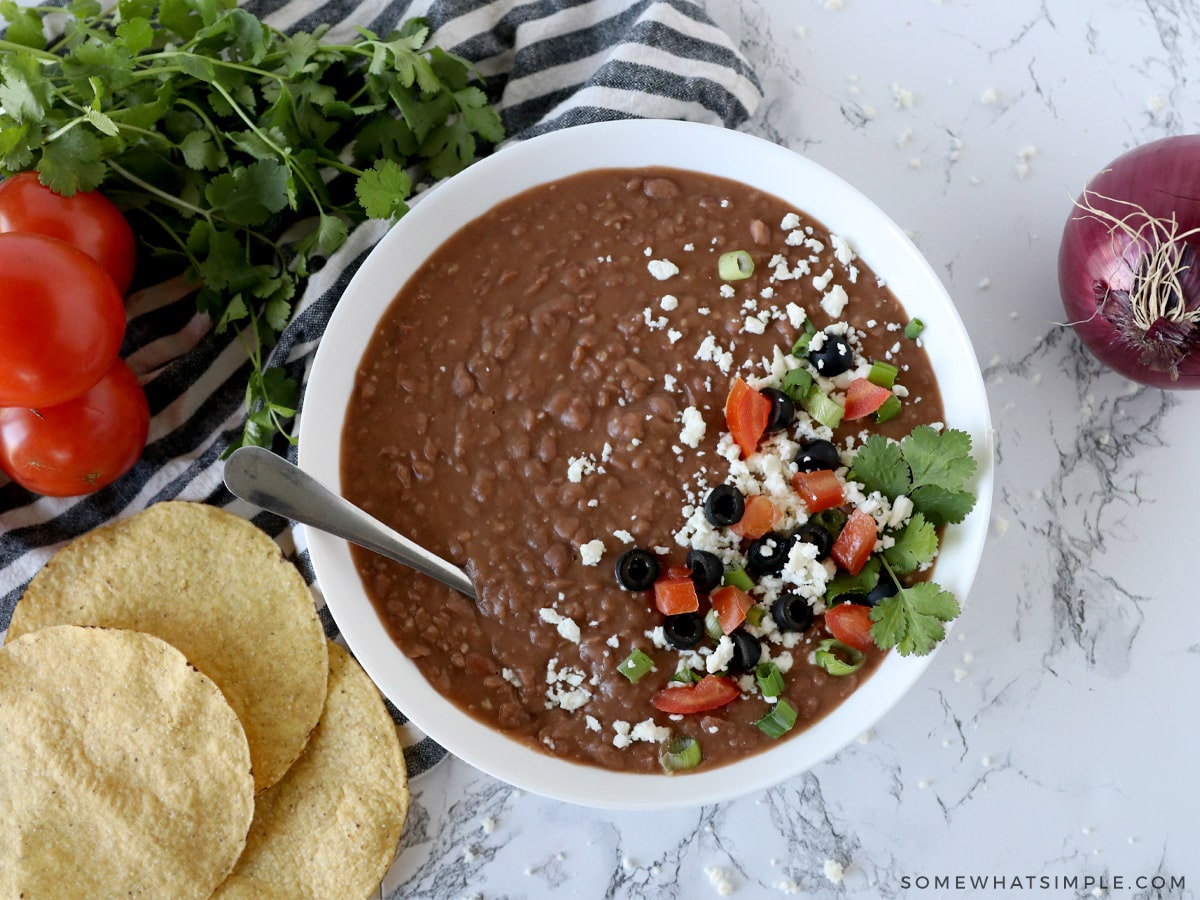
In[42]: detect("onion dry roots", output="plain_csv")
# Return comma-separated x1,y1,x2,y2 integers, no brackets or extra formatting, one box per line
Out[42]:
1058,134,1200,388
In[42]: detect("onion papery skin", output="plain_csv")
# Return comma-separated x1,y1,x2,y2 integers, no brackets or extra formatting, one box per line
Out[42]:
1058,134,1200,389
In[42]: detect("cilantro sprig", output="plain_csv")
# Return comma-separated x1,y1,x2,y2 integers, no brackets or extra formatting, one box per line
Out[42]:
869,574,961,657
0,0,504,452
845,425,978,656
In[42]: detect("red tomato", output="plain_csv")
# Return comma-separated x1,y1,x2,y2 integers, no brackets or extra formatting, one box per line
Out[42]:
0,233,126,408
792,469,844,513
653,575,700,615
0,358,149,497
830,508,878,575
724,377,771,458
0,172,137,295
729,494,781,540
710,585,754,634
843,378,893,420
651,675,741,714
824,603,875,653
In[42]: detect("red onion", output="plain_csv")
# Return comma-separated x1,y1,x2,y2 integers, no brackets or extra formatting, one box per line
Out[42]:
1058,134,1200,388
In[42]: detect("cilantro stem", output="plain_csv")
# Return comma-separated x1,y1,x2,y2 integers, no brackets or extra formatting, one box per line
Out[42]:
43,116,85,143
0,38,59,62
107,162,212,219
137,53,289,86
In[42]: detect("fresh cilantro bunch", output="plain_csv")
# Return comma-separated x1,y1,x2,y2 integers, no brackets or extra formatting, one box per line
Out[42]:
0,0,504,451
847,425,978,656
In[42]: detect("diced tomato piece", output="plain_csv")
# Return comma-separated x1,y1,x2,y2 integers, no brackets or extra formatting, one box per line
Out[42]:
653,575,700,615
729,494,781,540
710,585,754,634
830,508,878,575
663,565,692,580
651,674,741,714
724,377,771,458
791,469,844,513
824,603,875,652
843,378,894,420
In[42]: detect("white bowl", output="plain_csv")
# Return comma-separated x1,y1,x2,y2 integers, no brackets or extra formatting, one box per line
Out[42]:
298,119,994,810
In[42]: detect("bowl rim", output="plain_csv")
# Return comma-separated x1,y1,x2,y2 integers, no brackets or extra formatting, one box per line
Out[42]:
298,118,994,810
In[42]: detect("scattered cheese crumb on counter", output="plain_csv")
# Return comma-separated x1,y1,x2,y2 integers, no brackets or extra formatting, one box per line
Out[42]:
824,859,845,884
705,866,736,896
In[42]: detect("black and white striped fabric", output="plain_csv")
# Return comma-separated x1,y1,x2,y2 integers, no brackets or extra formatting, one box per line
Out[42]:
0,0,761,777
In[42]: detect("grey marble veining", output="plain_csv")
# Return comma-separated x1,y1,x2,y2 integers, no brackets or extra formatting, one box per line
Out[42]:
374,1,1200,897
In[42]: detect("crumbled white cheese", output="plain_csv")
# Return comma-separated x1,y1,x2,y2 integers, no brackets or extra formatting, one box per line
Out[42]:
820,284,849,318
613,529,636,544
612,717,669,749
579,539,605,566
545,657,591,711
743,316,766,335
679,406,706,448
660,294,679,311
695,334,734,375
829,233,856,266
706,635,735,673
566,453,598,483
648,259,680,280
538,607,582,643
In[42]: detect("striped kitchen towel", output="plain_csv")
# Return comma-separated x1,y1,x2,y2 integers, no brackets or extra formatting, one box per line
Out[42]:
0,0,762,777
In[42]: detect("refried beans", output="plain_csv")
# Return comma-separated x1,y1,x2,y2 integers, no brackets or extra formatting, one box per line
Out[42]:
341,166,950,774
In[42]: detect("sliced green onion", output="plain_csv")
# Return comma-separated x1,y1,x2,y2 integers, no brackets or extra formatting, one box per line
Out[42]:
814,638,866,676
867,360,899,389
722,567,755,592
745,604,767,627
791,321,818,357
659,734,703,773
802,384,845,430
617,648,655,683
755,661,785,698
780,367,814,402
704,608,724,641
875,393,903,423
904,318,925,340
755,699,798,738
718,249,755,281
671,667,703,684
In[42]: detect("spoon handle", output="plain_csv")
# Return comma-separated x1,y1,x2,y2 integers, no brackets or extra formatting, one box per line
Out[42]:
223,445,477,601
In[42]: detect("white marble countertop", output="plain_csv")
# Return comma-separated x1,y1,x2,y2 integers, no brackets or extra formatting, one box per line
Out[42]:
381,2,1200,898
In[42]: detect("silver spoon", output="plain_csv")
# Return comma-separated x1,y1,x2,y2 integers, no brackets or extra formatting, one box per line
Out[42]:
222,445,477,601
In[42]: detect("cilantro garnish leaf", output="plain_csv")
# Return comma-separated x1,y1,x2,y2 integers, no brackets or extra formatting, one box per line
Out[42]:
882,512,937,574
902,426,977,493
849,426,977,527
909,484,976,527
870,582,960,657
0,1,48,50
355,158,412,221
847,434,908,499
